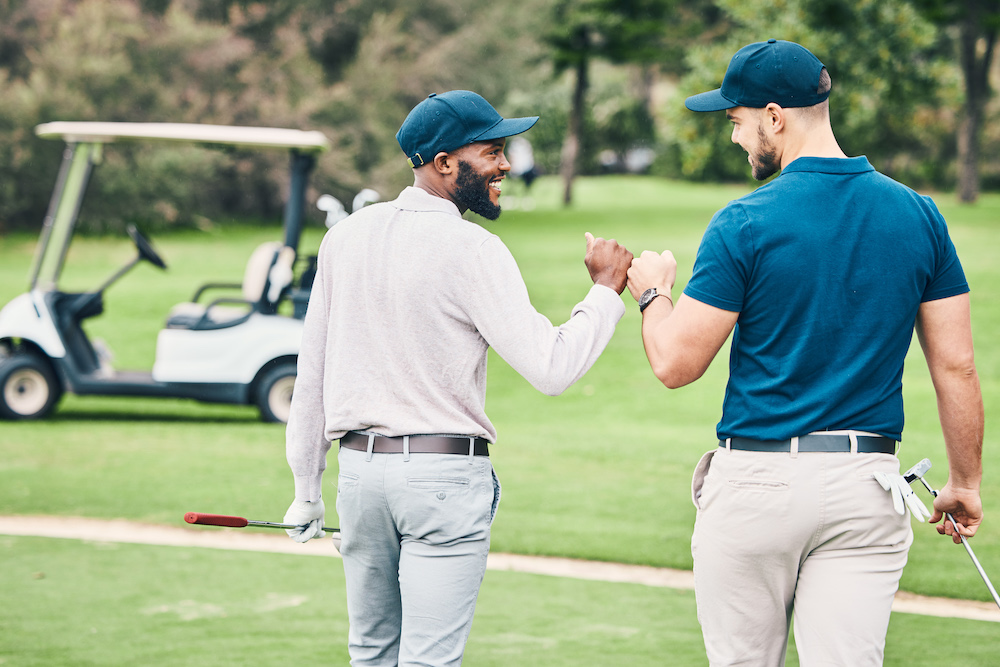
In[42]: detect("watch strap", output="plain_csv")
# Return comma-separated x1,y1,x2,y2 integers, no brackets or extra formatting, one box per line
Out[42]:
639,289,671,313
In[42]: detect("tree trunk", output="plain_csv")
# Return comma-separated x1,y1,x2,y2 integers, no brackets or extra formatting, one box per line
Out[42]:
560,49,589,206
637,64,655,117
956,0,997,204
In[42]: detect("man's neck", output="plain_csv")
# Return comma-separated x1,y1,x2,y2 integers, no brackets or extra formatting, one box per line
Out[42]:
412,181,467,213
780,126,847,168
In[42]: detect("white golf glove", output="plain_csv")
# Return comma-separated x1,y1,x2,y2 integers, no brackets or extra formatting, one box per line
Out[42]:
873,471,931,522
283,498,326,542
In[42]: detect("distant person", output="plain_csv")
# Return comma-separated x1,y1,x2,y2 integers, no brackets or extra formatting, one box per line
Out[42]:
508,135,538,188
626,40,983,665
283,90,633,666
505,135,539,209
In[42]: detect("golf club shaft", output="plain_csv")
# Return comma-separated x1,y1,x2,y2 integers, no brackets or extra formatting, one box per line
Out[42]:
940,510,1000,608
916,479,1000,609
248,519,340,533
184,512,339,533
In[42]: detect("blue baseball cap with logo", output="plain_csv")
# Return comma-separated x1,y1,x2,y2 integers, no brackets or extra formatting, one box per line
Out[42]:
396,90,539,168
685,39,829,112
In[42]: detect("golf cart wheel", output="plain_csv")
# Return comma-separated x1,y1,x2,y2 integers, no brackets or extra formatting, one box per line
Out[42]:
0,353,63,420
254,361,297,424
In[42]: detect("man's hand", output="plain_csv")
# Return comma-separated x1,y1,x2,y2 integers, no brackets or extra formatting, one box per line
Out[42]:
626,250,677,302
931,483,983,544
283,498,326,543
584,232,633,294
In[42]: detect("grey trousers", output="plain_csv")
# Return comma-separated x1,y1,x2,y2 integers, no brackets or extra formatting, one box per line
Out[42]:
336,446,501,667
691,447,912,666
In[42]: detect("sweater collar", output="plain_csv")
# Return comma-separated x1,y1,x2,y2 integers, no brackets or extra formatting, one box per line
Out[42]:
393,186,463,218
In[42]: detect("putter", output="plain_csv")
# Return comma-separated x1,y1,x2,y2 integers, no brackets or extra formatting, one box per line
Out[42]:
903,459,1000,609
184,512,340,535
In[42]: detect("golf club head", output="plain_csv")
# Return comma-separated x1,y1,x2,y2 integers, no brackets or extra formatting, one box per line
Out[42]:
903,458,932,484
352,188,380,212
317,194,347,228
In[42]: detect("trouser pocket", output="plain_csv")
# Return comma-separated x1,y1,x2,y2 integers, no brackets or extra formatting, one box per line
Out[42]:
691,449,716,510
490,466,502,525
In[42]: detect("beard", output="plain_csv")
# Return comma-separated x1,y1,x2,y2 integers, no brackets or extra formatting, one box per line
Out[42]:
453,160,501,220
751,125,780,181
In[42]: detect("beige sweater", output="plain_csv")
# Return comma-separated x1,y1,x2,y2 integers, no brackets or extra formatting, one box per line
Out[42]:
286,187,625,501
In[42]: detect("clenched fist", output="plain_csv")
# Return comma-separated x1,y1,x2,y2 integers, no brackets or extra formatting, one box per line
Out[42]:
585,232,633,294
627,250,677,302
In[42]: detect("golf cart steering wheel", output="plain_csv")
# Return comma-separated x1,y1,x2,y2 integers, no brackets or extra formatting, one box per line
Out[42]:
127,224,167,270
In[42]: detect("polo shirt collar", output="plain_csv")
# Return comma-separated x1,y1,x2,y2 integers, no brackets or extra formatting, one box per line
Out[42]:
393,186,462,218
781,156,874,175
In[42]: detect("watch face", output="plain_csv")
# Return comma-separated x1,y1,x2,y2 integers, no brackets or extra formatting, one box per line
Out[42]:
639,288,656,307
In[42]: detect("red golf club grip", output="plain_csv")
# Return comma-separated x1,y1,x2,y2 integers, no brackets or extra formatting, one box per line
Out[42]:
184,512,249,528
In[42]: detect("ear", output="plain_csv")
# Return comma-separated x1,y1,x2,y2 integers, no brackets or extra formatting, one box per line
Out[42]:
432,151,455,175
764,103,785,134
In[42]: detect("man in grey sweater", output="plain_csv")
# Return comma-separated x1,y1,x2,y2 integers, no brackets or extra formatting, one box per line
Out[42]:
283,90,633,666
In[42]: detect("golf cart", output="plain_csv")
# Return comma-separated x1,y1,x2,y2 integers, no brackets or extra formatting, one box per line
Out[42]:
0,122,336,423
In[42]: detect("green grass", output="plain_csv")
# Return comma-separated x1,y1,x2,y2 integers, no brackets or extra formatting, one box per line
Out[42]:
2,175,1000,664
2,536,998,666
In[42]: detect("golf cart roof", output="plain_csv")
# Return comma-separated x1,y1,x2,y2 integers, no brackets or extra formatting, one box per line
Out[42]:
35,122,330,153
29,122,329,291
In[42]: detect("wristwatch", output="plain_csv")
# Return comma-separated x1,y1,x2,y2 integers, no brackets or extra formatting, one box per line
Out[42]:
638,287,666,313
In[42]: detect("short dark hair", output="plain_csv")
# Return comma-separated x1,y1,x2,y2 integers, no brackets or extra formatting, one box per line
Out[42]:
818,67,831,95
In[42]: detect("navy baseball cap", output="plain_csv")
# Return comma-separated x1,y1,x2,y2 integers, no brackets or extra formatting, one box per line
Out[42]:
685,39,829,112
396,90,539,168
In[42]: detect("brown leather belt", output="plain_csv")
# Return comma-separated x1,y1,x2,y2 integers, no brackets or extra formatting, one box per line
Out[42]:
340,431,489,457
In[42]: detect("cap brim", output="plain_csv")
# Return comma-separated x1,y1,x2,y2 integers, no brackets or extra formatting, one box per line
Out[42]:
684,89,738,112
475,116,539,142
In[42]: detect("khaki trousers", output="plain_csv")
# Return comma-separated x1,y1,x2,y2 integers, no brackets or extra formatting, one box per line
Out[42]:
691,447,912,666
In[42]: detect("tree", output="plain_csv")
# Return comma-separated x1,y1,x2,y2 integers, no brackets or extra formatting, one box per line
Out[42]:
910,0,1000,203
545,0,677,205
671,0,952,187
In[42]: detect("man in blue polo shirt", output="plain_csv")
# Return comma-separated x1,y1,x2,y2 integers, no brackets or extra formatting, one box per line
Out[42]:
627,40,984,665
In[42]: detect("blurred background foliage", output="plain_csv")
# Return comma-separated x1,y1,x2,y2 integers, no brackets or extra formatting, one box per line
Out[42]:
0,0,997,233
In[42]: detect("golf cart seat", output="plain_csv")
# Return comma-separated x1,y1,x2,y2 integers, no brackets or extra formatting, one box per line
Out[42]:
165,242,295,331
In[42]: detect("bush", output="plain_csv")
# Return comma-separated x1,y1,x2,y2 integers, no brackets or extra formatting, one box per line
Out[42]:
0,0,333,233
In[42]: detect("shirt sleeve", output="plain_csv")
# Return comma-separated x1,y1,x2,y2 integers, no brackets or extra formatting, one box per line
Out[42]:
683,203,753,313
464,236,625,396
921,196,970,302
285,233,334,503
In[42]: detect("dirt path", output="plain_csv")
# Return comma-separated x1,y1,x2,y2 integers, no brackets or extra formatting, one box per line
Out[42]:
2,515,997,623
